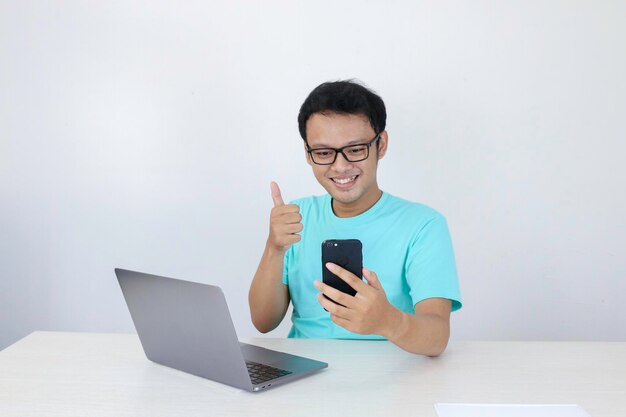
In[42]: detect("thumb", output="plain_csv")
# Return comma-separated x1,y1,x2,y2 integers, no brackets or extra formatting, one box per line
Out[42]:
270,181,285,207
363,267,383,290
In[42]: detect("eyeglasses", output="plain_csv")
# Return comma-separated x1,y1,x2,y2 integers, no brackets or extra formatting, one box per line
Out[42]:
306,134,381,165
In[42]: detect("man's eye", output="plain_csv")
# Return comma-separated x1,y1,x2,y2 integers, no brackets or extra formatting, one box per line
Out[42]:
347,146,366,154
313,150,333,157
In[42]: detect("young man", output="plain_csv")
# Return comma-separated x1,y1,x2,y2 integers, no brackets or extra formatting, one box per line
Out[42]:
249,80,461,356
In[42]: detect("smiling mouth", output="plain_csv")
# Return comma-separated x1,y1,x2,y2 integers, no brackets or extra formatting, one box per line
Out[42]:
331,175,359,186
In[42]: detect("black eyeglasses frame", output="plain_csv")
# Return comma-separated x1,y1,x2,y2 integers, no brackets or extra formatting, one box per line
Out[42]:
305,134,381,165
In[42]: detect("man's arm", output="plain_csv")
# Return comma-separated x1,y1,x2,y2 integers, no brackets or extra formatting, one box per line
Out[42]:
386,298,451,356
249,246,291,333
248,182,302,333
314,263,452,356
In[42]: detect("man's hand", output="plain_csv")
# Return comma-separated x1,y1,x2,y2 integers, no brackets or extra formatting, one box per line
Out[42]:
248,181,298,334
267,181,303,253
314,262,452,356
314,263,400,338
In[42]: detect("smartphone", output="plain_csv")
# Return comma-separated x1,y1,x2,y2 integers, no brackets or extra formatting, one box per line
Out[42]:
321,239,363,302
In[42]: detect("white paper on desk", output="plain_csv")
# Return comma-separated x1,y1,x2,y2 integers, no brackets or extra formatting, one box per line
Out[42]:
434,403,592,417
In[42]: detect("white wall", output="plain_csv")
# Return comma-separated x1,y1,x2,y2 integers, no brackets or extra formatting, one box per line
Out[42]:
2,1,625,350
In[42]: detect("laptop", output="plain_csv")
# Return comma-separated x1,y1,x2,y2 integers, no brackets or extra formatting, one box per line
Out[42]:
115,268,327,392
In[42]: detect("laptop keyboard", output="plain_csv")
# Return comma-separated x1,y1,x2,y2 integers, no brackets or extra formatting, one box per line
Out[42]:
246,361,292,385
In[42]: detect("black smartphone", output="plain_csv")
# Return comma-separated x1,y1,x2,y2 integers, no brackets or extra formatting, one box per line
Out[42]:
321,239,363,302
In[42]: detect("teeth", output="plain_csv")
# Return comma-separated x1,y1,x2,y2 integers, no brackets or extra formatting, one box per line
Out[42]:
333,176,357,184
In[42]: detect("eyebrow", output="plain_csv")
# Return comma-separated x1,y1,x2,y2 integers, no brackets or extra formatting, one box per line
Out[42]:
308,139,365,148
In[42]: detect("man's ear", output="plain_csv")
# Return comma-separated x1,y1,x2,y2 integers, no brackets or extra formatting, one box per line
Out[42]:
304,141,313,166
376,131,389,160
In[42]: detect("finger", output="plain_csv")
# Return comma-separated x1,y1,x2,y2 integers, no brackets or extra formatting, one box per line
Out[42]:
276,223,303,236
362,267,383,290
270,204,302,221
270,181,284,207
273,218,303,232
316,293,352,319
271,204,300,215
284,223,304,234
314,280,356,308
329,314,356,333
281,212,302,224
325,263,368,292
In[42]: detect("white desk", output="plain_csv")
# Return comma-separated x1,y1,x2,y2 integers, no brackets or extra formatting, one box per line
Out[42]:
1,332,624,417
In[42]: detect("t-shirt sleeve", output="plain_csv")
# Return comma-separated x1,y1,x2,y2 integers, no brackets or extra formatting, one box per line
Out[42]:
405,215,462,311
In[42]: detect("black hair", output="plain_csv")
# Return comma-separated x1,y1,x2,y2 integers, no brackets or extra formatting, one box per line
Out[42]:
297,80,387,141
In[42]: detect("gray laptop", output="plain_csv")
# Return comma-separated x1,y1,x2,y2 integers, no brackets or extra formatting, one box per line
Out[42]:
115,268,327,392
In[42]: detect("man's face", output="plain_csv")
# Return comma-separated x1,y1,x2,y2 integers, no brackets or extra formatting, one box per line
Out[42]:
304,112,387,214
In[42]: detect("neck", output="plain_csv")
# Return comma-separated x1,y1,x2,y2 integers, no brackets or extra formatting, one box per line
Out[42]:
332,188,383,218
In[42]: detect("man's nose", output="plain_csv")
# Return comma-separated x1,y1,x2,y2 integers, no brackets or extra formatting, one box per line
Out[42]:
331,151,354,170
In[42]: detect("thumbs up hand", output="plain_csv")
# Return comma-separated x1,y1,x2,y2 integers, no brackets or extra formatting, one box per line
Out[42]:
267,181,303,253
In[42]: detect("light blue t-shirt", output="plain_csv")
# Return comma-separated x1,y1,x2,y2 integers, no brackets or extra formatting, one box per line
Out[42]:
282,192,462,339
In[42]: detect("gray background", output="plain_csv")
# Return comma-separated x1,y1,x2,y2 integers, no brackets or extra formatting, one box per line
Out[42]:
2,1,625,350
